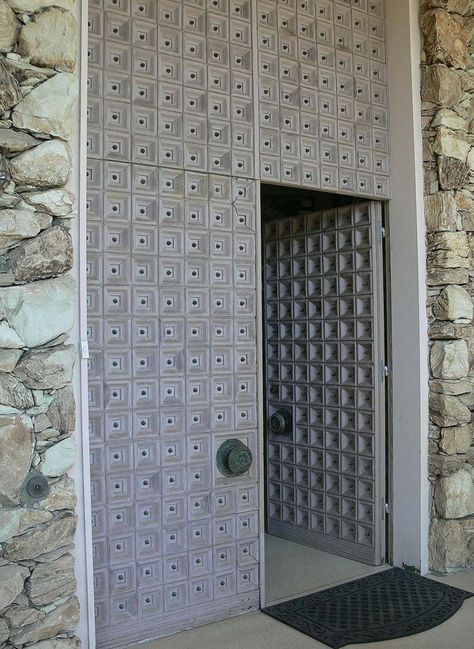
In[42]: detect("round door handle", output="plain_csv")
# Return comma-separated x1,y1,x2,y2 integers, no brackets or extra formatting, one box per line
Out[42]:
217,439,253,477
270,408,292,435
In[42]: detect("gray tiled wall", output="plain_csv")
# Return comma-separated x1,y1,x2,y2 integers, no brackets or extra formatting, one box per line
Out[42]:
86,0,389,646
257,0,389,195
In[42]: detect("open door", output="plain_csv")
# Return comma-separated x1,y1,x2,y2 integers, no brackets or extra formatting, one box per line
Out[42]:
264,201,386,566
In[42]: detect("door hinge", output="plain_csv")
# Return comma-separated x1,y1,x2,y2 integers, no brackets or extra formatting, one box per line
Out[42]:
80,340,90,360
380,362,389,382
384,502,390,515
376,221,386,242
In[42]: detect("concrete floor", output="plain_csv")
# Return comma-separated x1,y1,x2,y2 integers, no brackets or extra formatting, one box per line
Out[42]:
265,534,386,604
137,538,474,649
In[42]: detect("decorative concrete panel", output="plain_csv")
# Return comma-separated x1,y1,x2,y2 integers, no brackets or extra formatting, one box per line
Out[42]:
263,202,386,564
86,163,260,646
256,0,390,196
87,0,391,646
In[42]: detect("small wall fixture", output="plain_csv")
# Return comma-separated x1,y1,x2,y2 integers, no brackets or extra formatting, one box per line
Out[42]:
217,438,253,477
269,408,292,435
22,471,50,504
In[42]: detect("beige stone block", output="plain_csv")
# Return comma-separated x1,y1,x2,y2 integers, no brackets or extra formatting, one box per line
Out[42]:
0,564,29,611
429,391,472,426
0,275,76,348
425,191,461,231
429,230,470,255
431,339,469,379
0,374,34,413
0,349,23,372
10,139,72,190
24,189,75,217
0,618,8,643
0,507,52,543
20,639,80,649
0,127,39,154
421,9,467,68
467,146,474,173
429,320,472,339
13,73,78,141
455,190,474,230
432,108,468,131
0,58,22,114
26,553,76,606
435,467,474,517
14,344,76,390
3,513,76,561
0,415,33,504
427,268,469,285
429,518,467,573
433,285,473,321
428,250,470,268
438,155,470,189
421,65,463,107
440,424,472,454
0,208,50,253
0,0,18,53
421,0,472,16
430,378,472,395
433,127,470,162
46,385,75,434
40,435,76,477
34,475,76,512
4,226,73,284
430,453,466,477
422,0,471,14
17,7,77,72
10,595,79,647
4,606,45,630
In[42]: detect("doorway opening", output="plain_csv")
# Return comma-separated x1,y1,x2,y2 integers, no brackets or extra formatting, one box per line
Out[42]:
259,184,390,606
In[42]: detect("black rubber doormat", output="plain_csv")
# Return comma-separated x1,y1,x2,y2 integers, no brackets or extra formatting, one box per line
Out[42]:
262,567,473,648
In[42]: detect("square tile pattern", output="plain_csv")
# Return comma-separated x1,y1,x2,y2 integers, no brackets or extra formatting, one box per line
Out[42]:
87,0,389,646
263,203,384,564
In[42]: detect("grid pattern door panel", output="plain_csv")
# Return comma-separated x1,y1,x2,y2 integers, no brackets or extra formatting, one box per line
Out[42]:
87,1,259,646
264,202,385,565
87,0,256,178
257,0,390,197
87,166,260,647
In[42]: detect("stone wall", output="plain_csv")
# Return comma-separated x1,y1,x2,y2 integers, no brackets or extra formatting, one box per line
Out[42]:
420,0,474,572
0,1,80,647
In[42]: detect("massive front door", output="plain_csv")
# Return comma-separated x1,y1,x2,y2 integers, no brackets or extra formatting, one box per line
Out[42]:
264,201,386,565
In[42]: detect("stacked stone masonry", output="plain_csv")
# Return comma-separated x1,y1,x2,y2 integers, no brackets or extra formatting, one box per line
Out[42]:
421,0,474,572
0,1,80,648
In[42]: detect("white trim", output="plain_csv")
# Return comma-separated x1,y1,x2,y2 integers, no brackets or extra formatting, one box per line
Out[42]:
73,1,96,647
256,183,266,609
251,0,267,609
385,0,430,574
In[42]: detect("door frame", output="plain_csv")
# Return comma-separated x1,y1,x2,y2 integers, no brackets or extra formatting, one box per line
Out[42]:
73,0,429,645
256,0,429,609
258,199,387,569
383,0,429,574
257,198,388,609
